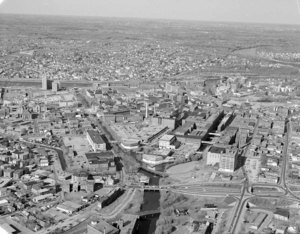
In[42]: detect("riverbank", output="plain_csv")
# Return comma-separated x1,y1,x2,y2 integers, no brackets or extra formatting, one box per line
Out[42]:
123,189,144,214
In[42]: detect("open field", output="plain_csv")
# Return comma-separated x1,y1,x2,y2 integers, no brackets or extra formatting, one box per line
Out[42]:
166,161,215,183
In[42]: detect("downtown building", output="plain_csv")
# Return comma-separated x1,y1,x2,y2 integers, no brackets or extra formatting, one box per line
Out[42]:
86,130,107,152
219,148,238,173
206,145,238,173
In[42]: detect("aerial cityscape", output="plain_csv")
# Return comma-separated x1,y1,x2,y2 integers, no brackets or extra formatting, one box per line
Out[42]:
1,1,300,234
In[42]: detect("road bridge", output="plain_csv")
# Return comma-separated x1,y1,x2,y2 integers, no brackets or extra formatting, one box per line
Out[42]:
141,186,161,191
139,166,166,177
136,210,160,217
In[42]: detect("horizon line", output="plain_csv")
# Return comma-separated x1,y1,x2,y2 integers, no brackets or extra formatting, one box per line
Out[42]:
1,12,300,27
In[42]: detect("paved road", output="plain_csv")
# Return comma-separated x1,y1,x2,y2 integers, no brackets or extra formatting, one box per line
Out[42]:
171,186,242,196
227,182,247,234
227,118,256,234
98,189,137,220
278,119,290,187
281,120,300,200
20,139,67,171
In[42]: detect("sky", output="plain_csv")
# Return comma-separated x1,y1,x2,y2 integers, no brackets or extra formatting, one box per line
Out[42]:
0,0,300,25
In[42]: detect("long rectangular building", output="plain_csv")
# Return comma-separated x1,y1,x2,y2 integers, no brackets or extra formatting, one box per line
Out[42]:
86,130,107,152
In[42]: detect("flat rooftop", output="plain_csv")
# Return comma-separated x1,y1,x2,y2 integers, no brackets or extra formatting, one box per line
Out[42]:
110,123,167,142
94,187,117,197
0,178,12,188
160,134,175,142
57,201,82,211
85,152,114,165
0,223,17,234
88,220,119,234
87,130,105,144
209,146,226,154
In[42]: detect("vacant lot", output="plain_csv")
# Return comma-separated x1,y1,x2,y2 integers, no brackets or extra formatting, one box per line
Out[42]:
63,136,91,155
167,161,214,184
63,136,91,170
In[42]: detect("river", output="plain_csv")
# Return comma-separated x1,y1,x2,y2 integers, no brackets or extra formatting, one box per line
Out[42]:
139,168,160,185
134,169,161,234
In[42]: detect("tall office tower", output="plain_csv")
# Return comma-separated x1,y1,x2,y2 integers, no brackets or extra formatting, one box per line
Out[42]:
219,148,238,173
52,81,60,92
145,102,149,119
42,76,48,90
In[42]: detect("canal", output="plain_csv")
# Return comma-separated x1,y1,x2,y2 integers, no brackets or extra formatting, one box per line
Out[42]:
134,169,162,234
139,168,160,186
135,190,160,234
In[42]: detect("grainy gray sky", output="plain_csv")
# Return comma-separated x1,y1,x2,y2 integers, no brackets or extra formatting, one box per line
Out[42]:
0,0,300,25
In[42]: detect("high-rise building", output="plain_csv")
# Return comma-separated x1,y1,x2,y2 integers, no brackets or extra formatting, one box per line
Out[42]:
42,76,48,90
52,81,60,92
219,148,238,173
145,101,148,118
206,146,226,165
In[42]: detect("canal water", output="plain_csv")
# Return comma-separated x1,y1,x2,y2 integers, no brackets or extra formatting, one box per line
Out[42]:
135,191,160,234
139,168,160,185
134,169,161,234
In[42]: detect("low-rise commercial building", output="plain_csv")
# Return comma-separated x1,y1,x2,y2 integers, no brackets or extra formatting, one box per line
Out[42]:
249,213,267,230
85,152,116,174
32,194,53,203
57,201,83,215
159,134,176,149
87,220,119,234
87,130,107,152
274,208,289,222
0,223,18,234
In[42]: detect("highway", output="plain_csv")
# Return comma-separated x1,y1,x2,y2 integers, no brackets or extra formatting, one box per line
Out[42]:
278,119,290,187
280,119,300,200
274,119,300,200
227,118,260,234
227,181,247,234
